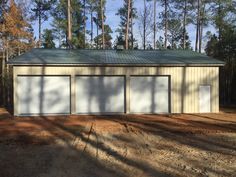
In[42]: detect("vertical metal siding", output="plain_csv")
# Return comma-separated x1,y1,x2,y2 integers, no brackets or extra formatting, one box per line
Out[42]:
13,66,220,114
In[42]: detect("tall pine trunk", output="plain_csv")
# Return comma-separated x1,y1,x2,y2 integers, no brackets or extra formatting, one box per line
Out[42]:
100,0,105,49
199,14,203,53
0,55,2,106
38,11,42,48
90,10,93,46
96,13,99,49
217,2,223,41
195,0,200,52
130,0,134,49
67,0,72,48
131,0,134,49
143,0,146,50
0,2,4,106
1,50,5,106
199,1,205,53
125,0,131,50
0,59,2,106
5,40,9,108
153,0,157,49
83,0,86,48
164,0,168,48
58,22,62,48
1,21,6,106
183,0,187,49
2,51,6,106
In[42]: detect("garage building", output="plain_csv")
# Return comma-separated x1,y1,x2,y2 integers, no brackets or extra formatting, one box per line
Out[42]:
8,49,224,116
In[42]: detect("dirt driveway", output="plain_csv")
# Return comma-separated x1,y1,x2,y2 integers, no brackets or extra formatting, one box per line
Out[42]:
0,108,236,177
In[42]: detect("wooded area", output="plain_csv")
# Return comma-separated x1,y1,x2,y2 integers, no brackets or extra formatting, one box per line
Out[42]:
0,0,236,108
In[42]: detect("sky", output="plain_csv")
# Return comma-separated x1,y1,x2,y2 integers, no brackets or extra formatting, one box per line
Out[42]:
32,0,216,50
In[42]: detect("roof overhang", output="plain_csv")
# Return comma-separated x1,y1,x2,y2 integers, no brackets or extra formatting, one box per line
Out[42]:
7,49,226,67
8,63,225,67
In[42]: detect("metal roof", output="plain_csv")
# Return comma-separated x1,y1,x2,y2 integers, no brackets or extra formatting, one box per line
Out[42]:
8,48,225,66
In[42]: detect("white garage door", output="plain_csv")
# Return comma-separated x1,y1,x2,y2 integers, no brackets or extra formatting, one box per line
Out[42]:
17,76,70,115
76,76,125,114
130,76,169,113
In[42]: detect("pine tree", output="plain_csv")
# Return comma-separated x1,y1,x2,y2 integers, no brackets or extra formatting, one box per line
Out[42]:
82,0,87,48
94,24,112,49
100,0,105,49
153,0,157,49
31,0,55,48
163,0,168,48
42,29,56,48
87,0,97,47
158,0,171,48
205,24,236,104
91,0,113,49
205,1,236,104
51,0,67,48
51,0,85,49
195,0,200,52
210,0,236,40
165,18,191,49
116,0,137,49
91,0,102,49
51,18,66,48
167,18,182,49
172,0,194,50
67,0,72,47
125,0,131,50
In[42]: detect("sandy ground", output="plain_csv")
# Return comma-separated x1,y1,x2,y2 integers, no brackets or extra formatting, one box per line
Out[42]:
0,108,236,177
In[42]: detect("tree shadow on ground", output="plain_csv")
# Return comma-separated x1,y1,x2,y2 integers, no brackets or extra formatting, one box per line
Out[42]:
0,139,126,177
0,121,128,177
36,116,172,177
0,111,236,177
34,114,236,177
97,115,236,154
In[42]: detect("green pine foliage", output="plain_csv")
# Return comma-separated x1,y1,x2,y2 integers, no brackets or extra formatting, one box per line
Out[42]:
51,0,85,48
94,25,113,49
115,0,137,49
42,29,56,48
31,0,56,46
205,23,236,104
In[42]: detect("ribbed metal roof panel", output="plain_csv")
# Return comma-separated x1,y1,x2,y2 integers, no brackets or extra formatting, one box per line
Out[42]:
8,49,225,66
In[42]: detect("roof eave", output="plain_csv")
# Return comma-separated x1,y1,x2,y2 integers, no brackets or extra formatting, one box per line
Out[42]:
8,63,225,67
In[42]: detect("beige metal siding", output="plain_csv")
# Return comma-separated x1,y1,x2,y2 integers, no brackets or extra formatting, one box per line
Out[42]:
13,66,220,115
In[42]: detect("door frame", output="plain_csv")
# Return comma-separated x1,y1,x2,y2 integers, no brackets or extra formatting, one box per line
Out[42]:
199,85,211,113
15,75,71,116
74,75,126,115
129,75,171,114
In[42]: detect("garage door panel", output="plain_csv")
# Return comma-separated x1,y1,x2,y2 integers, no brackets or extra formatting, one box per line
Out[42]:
76,76,125,114
130,76,169,113
17,76,70,115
